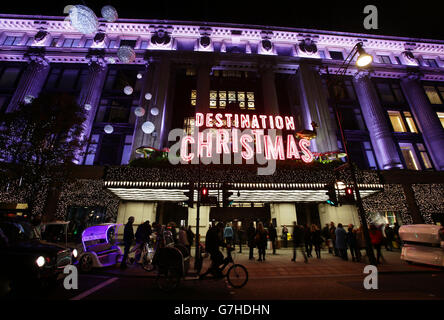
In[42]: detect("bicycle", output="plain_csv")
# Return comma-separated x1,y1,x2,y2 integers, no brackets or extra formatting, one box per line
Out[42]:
198,245,248,288
126,240,155,271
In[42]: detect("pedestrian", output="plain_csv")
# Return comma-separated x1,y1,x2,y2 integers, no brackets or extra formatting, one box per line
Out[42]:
237,225,244,253
291,222,308,263
268,223,278,254
133,220,151,263
282,226,288,248
186,226,194,256
120,216,135,269
224,223,234,248
168,222,178,244
329,222,338,256
304,224,313,258
322,223,330,251
384,224,394,251
232,223,238,251
311,224,323,259
178,226,189,249
335,223,348,261
255,222,268,261
369,224,384,264
247,222,256,260
393,222,401,248
346,224,359,262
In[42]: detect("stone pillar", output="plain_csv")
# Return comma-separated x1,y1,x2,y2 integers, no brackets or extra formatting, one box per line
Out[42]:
260,65,280,115
129,62,155,161
297,63,338,153
400,74,444,170
402,184,424,224
196,63,211,113
352,71,403,169
6,52,50,113
77,54,108,164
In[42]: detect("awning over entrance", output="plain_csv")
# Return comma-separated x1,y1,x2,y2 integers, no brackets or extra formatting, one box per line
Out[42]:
105,181,383,203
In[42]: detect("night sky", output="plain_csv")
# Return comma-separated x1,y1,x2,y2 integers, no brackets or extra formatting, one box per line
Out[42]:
2,0,444,40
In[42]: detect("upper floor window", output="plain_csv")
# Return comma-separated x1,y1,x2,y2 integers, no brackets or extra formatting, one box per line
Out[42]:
437,112,444,128
62,38,81,48
423,59,439,68
416,143,433,169
377,55,392,64
191,89,255,110
399,143,421,170
119,40,137,48
3,36,22,46
423,85,444,104
387,110,418,133
375,81,405,104
44,66,88,92
0,66,22,88
329,51,344,60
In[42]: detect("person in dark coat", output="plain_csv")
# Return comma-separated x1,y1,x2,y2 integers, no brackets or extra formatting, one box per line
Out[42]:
346,224,359,262
120,216,135,269
268,223,278,255
304,224,313,258
134,220,152,263
237,225,244,253
247,221,256,260
384,224,394,251
311,224,323,259
200,222,226,278
291,222,308,263
329,222,338,256
186,226,194,256
322,223,330,251
255,222,268,261
335,223,348,260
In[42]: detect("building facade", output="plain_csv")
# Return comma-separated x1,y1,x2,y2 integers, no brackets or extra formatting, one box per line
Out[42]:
0,14,443,236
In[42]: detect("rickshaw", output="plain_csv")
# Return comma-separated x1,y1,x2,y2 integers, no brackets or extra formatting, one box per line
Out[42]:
77,223,123,272
151,227,191,291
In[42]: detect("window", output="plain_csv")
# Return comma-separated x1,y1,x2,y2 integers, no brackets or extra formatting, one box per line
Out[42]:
0,67,22,88
44,67,87,92
108,40,117,48
121,135,133,165
140,41,149,49
62,38,80,48
423,59,439,68
363,141,378,169
424,85,444,104
84,39,93,48
318,50,326,59
26,37,34,46
437,112,444,128
375,82,405,104
416,143,433,169
403,111,418,133
120,40,137,48
394,56,402,65
3,36,22,46
183,117,196,135
378,55,392,64
84,134,99,165
388,111,407,132
399,143,421,170
192,89,255,110
50,38,59,47
190,90,197,106
329,51,344,60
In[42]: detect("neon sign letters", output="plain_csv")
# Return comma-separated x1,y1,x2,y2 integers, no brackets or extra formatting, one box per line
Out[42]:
179,113,314,163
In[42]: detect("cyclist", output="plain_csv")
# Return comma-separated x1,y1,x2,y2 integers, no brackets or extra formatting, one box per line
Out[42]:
200,222,228,279
133,221,152,263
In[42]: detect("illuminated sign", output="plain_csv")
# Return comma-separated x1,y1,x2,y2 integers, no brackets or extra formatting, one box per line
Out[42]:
179,113,314,163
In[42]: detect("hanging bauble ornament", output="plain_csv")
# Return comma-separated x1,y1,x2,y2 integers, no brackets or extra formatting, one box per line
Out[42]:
137,73,143,79
117,45,136,64
101,5,118,23
68,5,99,35
24,95,35,104
107,57,116,64
84,103,92,111
134,107,145,117
144,92,152,100
150,107,159,116
141,121,155,134
104,124,114,134
124,86,133,95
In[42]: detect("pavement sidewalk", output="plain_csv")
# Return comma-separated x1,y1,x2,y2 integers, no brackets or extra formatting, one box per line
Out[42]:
97,246,443,279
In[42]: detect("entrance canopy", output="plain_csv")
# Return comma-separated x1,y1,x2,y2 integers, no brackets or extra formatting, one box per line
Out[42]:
105,181,383,203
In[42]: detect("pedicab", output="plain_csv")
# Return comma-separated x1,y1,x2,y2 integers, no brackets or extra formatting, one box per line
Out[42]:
151,227,191,291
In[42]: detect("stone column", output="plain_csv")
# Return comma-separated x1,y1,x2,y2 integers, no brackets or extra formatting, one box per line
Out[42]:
77,54,108,164
196,62,211,113
352,71,403,169
260,65,280,115
400,73,444,170
6,52,50,113
297,63,338,153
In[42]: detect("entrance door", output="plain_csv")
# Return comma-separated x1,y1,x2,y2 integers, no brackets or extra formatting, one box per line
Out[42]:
209,206,271,228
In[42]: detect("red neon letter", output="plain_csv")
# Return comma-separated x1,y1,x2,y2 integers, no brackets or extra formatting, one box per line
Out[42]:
251,115,260,129
225,113,233,128
240,134,254,160
252,130,264,154
286,135,300,159
215,113,224,127
195,113,204,127
240,114,250,129
232,129,239,153
285,116,295,130
216,129,230,154
205,113,214,127
198,132,213,158
264,135,285,160
275,116,284,130
180,136,195,161
299,139,314,163
259,115,268,129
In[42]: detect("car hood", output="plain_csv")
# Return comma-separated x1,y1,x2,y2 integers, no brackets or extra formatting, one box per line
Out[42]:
6,240,67,255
